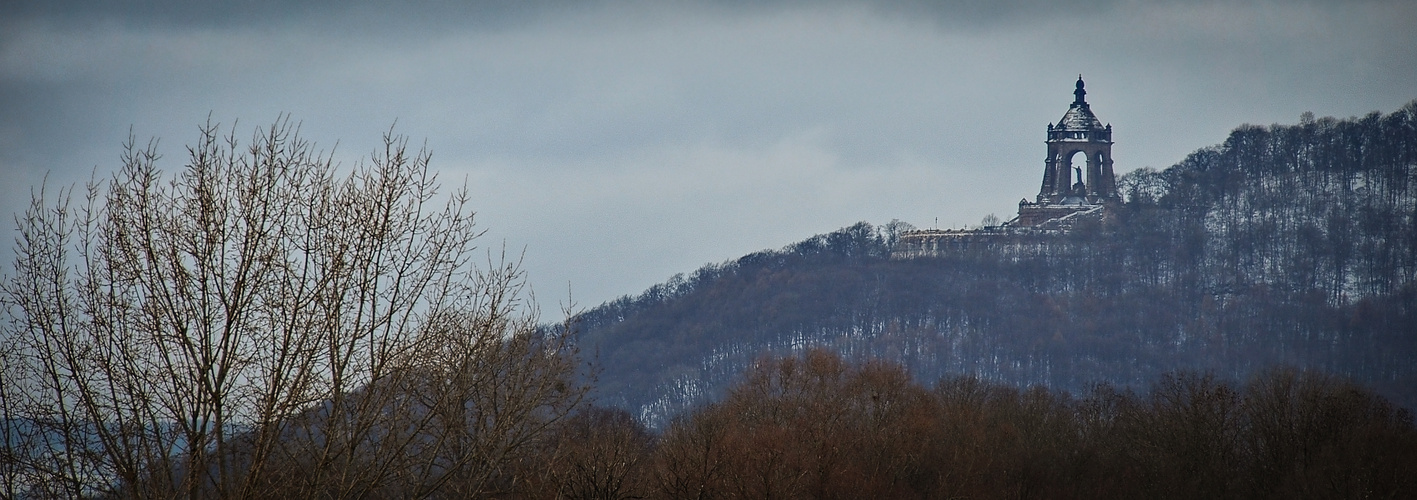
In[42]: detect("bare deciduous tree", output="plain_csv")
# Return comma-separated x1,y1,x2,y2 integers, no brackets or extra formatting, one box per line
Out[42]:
521,406,653,500
0,117,587,498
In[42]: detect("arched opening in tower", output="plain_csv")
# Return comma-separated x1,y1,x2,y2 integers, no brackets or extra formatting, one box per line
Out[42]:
1062,149,1087,195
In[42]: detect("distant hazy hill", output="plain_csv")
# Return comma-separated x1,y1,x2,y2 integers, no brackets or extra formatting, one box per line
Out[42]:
575,102,1417,426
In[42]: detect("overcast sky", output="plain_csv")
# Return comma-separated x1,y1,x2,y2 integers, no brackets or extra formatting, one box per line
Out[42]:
3,0,1415,309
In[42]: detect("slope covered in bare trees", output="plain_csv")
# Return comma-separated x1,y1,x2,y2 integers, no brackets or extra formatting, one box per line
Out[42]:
577,102,1417,425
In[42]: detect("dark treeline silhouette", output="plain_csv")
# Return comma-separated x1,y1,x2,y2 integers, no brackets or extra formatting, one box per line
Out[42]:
542,350,1417,499
576,102,1417,425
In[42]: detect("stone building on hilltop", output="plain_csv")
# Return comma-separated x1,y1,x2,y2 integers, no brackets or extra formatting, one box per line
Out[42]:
1015,76,1119,227
895,77,1120,257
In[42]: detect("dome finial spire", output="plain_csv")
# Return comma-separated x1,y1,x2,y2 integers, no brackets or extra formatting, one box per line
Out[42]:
1073,75,1087,105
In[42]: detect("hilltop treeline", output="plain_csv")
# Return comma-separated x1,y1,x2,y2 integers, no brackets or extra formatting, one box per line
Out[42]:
577,102,1417,424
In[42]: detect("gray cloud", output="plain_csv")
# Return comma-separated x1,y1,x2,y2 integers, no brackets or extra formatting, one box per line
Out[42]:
2,0,1414,307
7,0,1373,33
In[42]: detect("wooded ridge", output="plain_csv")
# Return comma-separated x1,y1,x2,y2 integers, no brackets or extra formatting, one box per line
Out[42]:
577,102,1417,426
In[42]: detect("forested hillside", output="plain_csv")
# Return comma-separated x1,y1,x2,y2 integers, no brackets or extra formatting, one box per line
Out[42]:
577,102,1417,425
7,108,1415,498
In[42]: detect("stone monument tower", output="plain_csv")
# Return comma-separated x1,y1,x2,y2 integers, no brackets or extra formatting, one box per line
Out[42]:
893,77,1124,257
1015,76,1118,226
1039,76,1117,203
